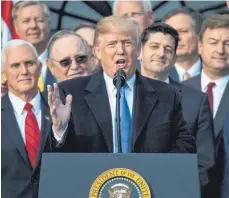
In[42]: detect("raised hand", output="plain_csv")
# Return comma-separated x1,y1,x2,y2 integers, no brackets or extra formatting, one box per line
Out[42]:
47,83,72,137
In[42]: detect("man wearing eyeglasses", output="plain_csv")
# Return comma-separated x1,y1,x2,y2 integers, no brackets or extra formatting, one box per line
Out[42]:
47,16,195,155
46,30,90,82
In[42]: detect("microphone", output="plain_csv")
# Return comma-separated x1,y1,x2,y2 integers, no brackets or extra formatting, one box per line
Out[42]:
113,69,126,88
113,69,126,153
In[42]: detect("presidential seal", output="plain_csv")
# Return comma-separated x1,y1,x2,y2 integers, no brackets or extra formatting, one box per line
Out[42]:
89,168,151,198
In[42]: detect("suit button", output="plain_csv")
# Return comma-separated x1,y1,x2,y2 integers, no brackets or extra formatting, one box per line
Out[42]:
31,177,38,183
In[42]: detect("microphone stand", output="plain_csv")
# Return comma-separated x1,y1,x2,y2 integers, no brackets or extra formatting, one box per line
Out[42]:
113,70,126,153
115,75,122,153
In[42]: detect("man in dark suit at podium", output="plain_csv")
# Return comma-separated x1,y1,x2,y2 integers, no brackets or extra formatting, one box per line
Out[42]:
47,16,195,154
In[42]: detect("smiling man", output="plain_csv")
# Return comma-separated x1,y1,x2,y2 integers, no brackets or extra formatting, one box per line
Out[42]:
12,1,55,91
46,16,195,155
139,22,215,194
46,30,91,82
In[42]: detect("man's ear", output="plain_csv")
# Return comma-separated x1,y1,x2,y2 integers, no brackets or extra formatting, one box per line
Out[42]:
148,11,155,25
13,20,19,35
198,39,203,56
1,69,7,82
94,44,101,60
138,46,143,61
46,59,54,74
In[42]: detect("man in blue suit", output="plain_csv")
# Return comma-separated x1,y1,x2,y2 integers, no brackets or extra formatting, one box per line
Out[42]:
47,16,195,154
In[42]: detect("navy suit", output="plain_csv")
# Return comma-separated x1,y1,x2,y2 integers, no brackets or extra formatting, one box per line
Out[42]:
1,93,52,198
222,112,229,198
184,75,229,198
54,71,196,154
170,78,215,188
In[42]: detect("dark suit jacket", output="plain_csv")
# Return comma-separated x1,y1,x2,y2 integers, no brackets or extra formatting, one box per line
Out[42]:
184,75,229,141
170,66,180,82
222,112,229,198
55,71,196,154
44,68,56,90
170,78,215,187
1,93,52,198
184,75,229,198
207,113,229,198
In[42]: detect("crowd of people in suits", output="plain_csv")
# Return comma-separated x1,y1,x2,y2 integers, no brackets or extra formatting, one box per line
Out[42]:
1,1,229,198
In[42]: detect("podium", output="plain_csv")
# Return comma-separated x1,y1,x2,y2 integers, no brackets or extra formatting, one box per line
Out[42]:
38,153,200,198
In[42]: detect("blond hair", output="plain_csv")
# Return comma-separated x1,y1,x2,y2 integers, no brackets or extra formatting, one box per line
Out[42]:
94,16,140,46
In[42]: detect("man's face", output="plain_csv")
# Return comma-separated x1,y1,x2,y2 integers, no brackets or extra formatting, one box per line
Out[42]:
199,28,229,76
47,35,89,82
14,5,50,46
1,69,8,97
95,31,140,79
115,1,154,33
76,27,101,74
165,14,199,59
140,32,176,77
3,46,41,97
76,27,95,47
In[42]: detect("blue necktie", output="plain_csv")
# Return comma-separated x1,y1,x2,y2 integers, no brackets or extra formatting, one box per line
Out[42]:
120,84,131,153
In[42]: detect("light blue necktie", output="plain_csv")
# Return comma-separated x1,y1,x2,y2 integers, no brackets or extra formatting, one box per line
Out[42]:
120,84,131,153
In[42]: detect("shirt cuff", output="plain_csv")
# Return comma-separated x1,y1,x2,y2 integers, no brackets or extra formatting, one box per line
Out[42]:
53,125,68,144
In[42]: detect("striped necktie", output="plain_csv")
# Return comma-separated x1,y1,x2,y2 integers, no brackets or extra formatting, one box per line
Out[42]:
24,103,40,167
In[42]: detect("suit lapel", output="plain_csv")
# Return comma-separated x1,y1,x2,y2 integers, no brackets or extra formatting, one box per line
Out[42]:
214,81,229,138
132,74,157,146
84,72,113,152
33,92,52,170
169,67,180,82
1,94,31,167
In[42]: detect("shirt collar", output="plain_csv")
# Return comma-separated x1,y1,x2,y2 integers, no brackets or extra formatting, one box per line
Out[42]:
175,57,201,76
38,49,48,64
8,91,41,116
103,72,136,92
201,70,229,90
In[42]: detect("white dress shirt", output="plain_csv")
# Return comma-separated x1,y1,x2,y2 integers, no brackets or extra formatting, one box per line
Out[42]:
54,72,136,147
175,58,202,82
104,72,135,153
8,91,42,143
39,49,48,84
201,71,229,118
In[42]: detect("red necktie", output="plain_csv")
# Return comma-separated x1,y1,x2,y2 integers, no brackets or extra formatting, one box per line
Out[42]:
206,82,216,114
24,103,40,168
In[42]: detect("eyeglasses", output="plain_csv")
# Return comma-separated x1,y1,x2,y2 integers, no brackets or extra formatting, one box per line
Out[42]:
52,55,88,67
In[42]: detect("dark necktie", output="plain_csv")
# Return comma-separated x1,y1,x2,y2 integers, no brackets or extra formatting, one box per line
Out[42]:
24,103,40,167
206,82,216,114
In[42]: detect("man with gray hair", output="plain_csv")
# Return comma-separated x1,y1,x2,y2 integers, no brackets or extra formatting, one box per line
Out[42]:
112,0,154,34
46,30,91,82
1,39,52,198
12,0,56,92
163,7,204,82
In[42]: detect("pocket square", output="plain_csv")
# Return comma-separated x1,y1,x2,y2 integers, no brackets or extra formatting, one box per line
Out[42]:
45,115,50,121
